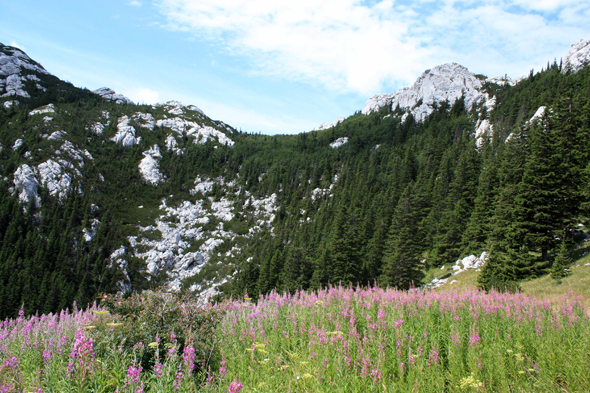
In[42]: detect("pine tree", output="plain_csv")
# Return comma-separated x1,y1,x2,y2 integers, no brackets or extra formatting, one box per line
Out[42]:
477,247,520,293
550,240,570,282
380,184,425,289
312,203,361,288
432,142,480,265
505,98,588,278
462,143,500,253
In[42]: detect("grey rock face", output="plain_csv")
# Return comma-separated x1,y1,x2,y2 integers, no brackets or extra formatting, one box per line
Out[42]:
0,45,49,99
93,87,134,105
563,39,590,74
363,63,489,122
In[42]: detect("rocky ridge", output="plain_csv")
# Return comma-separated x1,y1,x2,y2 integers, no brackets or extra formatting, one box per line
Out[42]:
563,39,590,74
315,117,345,131
93,87,134,105
362,63,493,121
0,44,49,102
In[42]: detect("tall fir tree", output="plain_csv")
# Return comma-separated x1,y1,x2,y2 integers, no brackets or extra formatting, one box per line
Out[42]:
380,184,425,289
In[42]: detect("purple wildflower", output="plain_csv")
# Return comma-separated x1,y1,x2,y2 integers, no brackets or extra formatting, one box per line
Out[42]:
154,363,164,378
228,377,243,393
182,346,196,373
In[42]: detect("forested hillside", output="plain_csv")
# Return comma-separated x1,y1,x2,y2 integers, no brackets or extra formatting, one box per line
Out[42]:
1,42,590,319
231,61,590,297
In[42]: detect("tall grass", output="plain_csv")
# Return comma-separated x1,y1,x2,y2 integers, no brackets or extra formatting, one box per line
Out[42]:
0,293,224,392
1,287,589,392
217,286,590,392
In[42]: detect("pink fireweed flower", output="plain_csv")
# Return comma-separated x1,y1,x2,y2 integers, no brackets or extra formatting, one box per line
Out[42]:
124,365,143,388
469,334,481,346
127,366,142,383
4,357,18,367
182,346,196,373
154,363,164,378
67,330,94,376
344,356,352,366
361,357,370,377
371,368,382,381
174,368,184,390
42,350,53,362
428,350,439,366
219,359,227,378
228,378,243,393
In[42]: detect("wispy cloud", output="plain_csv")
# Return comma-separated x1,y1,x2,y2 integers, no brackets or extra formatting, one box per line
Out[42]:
9,41,25,50
127,87,160,104
154,0,590,94
129,1,142,6
155,0,431,95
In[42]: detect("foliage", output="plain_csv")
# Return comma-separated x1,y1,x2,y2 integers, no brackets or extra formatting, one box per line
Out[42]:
2,286,590,392
102,290,225,373
216,286,590,392
0,294,226,392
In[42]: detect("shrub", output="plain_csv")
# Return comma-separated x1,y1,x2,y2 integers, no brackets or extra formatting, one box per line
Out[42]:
102,290,225,376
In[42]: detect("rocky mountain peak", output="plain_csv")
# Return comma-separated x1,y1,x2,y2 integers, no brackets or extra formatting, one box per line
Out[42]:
0,44,50,102
362,63,489,122
563,39,590,74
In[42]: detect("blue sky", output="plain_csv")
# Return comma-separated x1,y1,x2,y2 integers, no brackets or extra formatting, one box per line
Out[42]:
1,0,589,134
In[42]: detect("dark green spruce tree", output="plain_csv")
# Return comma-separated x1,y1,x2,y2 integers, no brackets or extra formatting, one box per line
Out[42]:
380,183,425,289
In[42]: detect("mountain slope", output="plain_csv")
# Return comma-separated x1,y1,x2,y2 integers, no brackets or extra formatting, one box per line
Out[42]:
1,41,590,319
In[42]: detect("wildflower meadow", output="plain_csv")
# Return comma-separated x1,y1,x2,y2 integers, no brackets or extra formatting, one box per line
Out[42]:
1,287,589,392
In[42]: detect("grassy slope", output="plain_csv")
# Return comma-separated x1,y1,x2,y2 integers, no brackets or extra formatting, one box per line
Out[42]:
429,242,590,311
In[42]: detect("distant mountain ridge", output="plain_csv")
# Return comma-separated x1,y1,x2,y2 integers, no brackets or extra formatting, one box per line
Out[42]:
361,39,590,122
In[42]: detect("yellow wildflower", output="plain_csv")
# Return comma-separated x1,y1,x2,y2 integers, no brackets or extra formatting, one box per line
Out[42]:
148,342,159,349
459,375,483,390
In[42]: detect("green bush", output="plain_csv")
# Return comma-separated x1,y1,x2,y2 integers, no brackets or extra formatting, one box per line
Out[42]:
102,290,225,375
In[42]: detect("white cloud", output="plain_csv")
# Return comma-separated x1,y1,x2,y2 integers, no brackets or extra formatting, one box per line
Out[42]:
129,0,142,6
9,41,25,51
155,0,590,95
510,0,582,11
155,0,432,95
127,87,160,104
